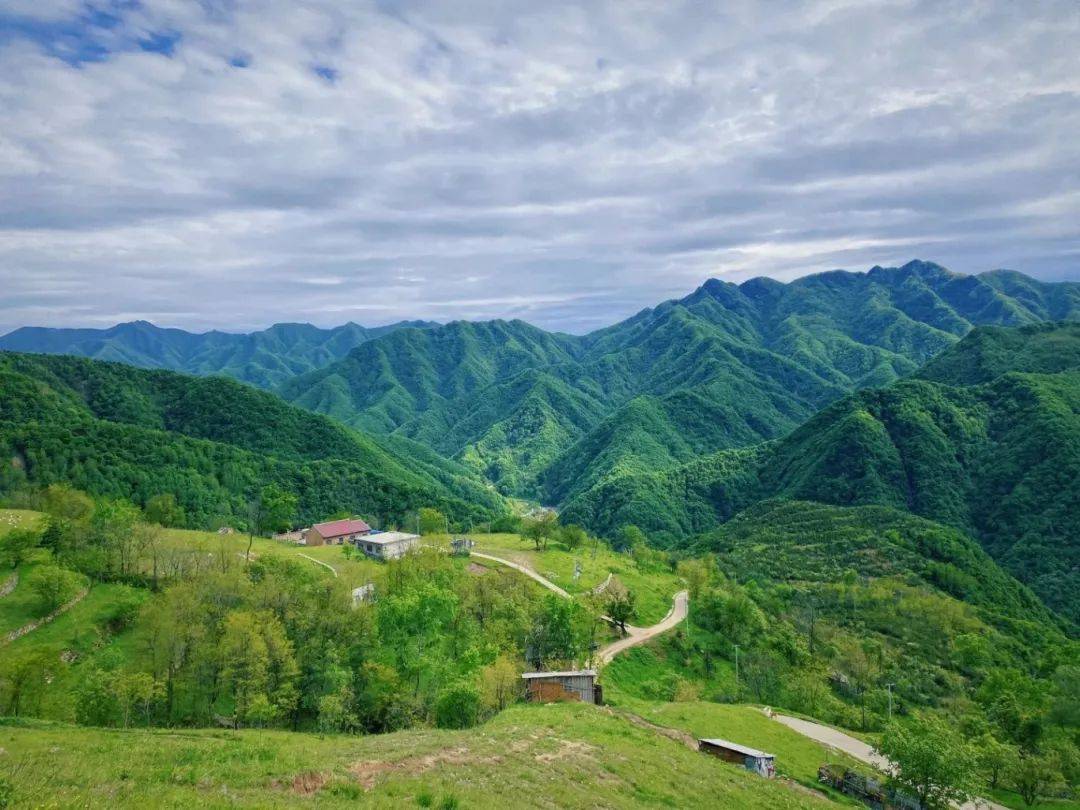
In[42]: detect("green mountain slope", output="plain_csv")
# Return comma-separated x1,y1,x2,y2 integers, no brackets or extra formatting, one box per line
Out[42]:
0,319,437,389
276,262,1079,500
567,323,1080,623
0,352,503,528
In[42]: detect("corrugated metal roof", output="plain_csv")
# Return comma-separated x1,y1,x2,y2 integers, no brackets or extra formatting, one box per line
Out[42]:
521,670,597,679
699,739,775,759
312,518,371,537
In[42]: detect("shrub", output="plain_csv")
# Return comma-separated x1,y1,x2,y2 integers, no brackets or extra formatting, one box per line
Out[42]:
434,683,481,729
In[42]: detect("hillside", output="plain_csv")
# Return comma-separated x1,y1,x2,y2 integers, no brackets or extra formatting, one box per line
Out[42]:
0,704,829,809
0,352,503,528
564,323,1080,624
275,262,1079,500
0,320,437,389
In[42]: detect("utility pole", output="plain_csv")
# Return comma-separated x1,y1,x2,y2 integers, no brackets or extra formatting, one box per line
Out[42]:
734,644,740,688
886,683,895,720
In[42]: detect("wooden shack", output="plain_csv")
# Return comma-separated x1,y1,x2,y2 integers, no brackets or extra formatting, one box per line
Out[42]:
521,670,601,705
698,738,776,778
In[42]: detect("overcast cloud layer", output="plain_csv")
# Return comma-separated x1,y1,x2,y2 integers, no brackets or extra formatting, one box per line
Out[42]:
1,0,1079,334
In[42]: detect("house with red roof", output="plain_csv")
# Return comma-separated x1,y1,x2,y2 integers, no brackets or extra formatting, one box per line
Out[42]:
306,517,372,547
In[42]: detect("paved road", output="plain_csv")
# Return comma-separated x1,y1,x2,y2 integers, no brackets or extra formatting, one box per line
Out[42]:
597,590,689,664
469,549,688,664
770,713,1007,810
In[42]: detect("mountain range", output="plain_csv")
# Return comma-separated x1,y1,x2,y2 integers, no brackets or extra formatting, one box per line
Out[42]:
4,260,1079,622
0,319,438,389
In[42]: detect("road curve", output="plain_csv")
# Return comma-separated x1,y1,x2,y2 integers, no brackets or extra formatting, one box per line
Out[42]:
769,713,1007,810
468,549,688,664
597,590,689,664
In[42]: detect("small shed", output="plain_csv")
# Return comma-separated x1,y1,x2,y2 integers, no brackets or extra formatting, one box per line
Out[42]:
698,738,776,778
521,670,601,705
352,583,375,606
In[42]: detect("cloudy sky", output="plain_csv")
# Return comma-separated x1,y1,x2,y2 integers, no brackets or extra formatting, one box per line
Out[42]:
1,0,1078,334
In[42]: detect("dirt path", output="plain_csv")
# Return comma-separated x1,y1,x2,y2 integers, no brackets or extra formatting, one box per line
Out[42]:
596,590,689,664
469,551,569,597
297,553,338,578
769,713,1007,810
469,550,688,665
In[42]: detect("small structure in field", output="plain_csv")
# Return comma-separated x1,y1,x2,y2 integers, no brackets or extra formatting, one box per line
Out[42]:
307,518,372,547
698,738,776,778
450,536,475,556
521,670,601,705
354,530,420,561
273,530,305,543
352,583,375,606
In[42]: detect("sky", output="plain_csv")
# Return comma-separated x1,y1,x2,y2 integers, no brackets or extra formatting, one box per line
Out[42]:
1,0,1079,335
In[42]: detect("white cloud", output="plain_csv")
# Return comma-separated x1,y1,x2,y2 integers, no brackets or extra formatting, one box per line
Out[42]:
0,0,1077,335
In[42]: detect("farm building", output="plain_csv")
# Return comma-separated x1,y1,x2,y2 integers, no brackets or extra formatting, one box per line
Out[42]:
521,670,601,705
450,536,475,556
354,530,420,561
698,738,776,778
307,518,372,547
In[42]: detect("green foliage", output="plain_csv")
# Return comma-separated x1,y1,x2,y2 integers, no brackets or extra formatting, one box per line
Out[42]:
0,352,506,530
0,319,436,389
143,494,185,528
434,683,482,729
418,507,447,535
0,528,40,569
877,715,979,809
26,564,82,614
277,263,1078,505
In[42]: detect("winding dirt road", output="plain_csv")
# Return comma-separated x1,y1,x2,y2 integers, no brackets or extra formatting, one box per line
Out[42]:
469,549,687,664
597,590,689,664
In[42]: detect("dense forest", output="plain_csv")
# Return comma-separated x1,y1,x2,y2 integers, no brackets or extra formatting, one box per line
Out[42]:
0,319,437,389
274,262,1080,501
0,353,505,530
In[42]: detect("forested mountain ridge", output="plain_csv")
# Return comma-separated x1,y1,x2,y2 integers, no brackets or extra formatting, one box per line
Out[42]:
0,352,504,528
276,262,1080,499
0,319,438,389
565,322,1080,624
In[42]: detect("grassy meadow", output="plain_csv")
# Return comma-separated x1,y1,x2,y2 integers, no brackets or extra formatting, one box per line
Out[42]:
0,703,833,809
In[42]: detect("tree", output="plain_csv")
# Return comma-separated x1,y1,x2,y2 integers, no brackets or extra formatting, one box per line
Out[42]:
27,565,81,615
144,494,185,528
558,524,587,552
434,683,481,729
1011,752,1066,807
523,512,558,551
40,484,93,521
614,525,646,552
526,595,584,668
246,485,298,560
479,656,520,715
604,578,636,636
0,528,40,569
676,557,712,600
976,734,1017,790
418,507,447,536
876,716,978,810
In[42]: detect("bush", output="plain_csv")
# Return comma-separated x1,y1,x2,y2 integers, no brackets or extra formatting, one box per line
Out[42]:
434,683,481,729
26,564,82,615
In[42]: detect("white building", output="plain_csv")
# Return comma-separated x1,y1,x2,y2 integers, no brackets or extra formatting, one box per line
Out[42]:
354,531,420,560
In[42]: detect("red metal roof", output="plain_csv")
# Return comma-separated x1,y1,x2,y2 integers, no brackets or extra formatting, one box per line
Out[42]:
311,518,371,538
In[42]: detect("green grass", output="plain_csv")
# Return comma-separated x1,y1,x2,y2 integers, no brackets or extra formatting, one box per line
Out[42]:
0,703,833,808
454,533,683,624
0,563,47,637
0,509,43,535
987,786,1080,810
4,582,147,721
